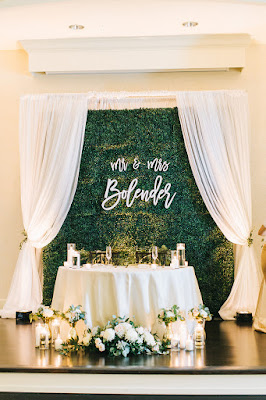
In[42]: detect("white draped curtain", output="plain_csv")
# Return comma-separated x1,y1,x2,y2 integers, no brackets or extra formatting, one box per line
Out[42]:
0,94,88,318
177,91,261,319
0,90,260,320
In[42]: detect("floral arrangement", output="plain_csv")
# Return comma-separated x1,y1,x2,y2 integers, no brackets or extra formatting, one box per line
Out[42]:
158,305,185,326
61,304,86,327
59,316,166,357
32,305,56,323
188,304,212,322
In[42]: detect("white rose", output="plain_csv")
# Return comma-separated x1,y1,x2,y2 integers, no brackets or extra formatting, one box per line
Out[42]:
103,328,115,342
136,327,144,335
193,309,200,318
43,308,54,318
125,328,139,343
143,331,156,347
166,311,175,319
95,338,102,347
98,343,105,352
82,333,92,346
100,331,104,337
115,323,131,338
201,310,208,319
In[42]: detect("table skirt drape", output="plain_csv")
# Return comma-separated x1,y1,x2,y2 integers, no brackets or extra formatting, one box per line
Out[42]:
52,266,202,333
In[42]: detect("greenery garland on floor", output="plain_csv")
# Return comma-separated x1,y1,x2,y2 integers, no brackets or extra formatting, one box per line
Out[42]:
43,108,234,315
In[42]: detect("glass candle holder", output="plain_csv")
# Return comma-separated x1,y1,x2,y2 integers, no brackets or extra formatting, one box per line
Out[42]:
194,321,206,349
39,327,49,350
51,319,60,344
67,243,76,263
177,243,185,266
35,323,42,348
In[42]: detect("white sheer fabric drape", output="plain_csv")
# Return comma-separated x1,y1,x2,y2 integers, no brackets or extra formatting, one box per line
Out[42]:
177,90,261,319
0,94,88,318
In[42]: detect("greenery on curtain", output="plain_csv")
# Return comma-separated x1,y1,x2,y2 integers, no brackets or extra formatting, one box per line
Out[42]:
43,108,234,315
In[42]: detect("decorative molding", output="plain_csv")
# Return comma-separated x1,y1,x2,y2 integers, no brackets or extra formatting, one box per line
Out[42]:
19,34,251,74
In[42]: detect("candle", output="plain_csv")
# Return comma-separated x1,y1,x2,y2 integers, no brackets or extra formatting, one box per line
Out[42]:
180,333,187,349
35,323,42,348
185,336,194,351
176,243,185,266
39,326,49,349
171,334,180,350
54,335,63,351
179,321,188,349
45,326,50,348
51,319,60,343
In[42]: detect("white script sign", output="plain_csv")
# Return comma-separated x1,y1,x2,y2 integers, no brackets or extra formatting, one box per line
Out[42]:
101,158,176,211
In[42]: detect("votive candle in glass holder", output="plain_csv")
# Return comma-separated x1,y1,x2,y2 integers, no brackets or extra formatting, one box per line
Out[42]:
40,326,49,350
171,333,180,350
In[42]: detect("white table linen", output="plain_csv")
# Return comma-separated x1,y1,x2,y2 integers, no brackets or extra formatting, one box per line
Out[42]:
52,265,202,333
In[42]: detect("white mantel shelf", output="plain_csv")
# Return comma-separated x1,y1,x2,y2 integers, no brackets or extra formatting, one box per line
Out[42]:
20,34,251,74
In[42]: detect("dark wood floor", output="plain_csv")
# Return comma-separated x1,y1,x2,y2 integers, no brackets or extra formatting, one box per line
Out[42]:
0,318,266,374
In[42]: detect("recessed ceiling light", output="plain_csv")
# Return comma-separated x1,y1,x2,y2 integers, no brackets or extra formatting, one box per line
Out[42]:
182,21,198,28
69,24,84,30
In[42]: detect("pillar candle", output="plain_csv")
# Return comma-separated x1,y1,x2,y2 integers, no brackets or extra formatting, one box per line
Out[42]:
35,323,42,348
54,335,63,351
185,335,194,351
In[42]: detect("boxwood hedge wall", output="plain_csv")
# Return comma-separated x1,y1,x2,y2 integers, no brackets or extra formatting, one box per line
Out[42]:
43,108,234,315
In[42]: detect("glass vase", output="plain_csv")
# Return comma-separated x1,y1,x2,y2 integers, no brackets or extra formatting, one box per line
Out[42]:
163,323,173,349
193,319,206,349
68,325,78,341
44,322,52,344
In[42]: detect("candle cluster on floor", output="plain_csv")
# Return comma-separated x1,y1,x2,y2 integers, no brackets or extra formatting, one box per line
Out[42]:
33,303,211,357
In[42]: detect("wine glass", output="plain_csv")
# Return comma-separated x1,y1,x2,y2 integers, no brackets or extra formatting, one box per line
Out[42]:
106,246,112,265
151,245,158,267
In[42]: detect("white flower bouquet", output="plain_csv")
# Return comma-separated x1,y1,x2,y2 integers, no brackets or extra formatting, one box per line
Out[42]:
81,316,164,357
188,304,212,322
61,304,86,328
158,305,185,326
32,305,56,323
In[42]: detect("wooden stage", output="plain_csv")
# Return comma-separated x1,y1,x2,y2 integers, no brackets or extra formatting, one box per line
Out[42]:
0,319,266,399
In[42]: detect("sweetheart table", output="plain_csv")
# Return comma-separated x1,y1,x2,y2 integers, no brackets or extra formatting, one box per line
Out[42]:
51,265,202,331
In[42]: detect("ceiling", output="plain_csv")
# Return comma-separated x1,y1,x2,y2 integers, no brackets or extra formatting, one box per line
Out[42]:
1,0,266,50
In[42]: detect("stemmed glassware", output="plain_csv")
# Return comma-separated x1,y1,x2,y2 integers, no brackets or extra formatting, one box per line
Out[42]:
106,246,112,266
151,245,158,269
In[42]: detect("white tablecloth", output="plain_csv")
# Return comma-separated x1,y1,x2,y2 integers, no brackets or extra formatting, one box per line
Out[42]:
52,266,202,331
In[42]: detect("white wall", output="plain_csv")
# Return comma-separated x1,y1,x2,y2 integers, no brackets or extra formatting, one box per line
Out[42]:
0,42,265,306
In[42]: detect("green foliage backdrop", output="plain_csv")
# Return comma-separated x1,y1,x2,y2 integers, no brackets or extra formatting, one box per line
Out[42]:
43,108,234,315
